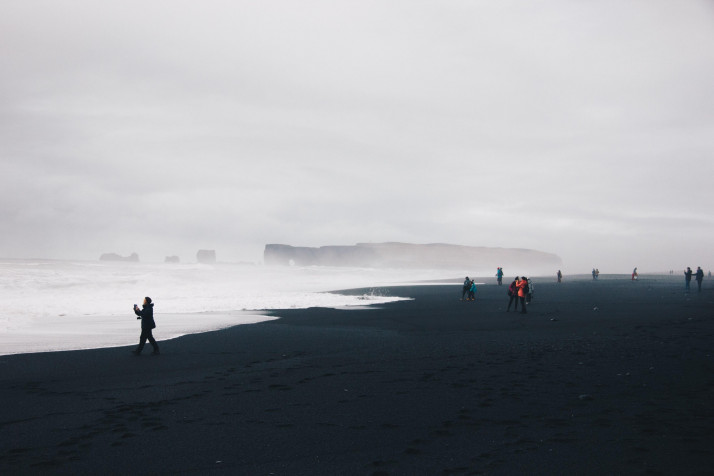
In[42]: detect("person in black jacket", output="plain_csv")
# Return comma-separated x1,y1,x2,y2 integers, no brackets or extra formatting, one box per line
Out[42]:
461,277,471,301
132,297,159,355
685,267,693,292
695,267,704,292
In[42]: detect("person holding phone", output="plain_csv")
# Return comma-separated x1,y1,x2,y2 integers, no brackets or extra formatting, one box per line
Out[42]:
132,297,159,355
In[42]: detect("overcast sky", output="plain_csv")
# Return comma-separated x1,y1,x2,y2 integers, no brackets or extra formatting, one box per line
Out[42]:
2,1,713,272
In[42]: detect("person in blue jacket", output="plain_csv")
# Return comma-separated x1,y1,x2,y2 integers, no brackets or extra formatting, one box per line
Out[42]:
132,297,159,355
496,267,504,285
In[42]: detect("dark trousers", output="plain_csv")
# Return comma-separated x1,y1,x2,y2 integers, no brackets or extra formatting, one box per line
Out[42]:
136,328,159,353
520,297,527,313
697,279,703,292
507,294,519,311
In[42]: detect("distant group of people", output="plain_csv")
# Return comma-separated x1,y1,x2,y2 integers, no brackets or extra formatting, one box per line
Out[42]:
498,268,535,309
684,266,705,292
646,266,708,292
591,266,709,292
506,276,532,313
461,277,478,301
459,265,709,319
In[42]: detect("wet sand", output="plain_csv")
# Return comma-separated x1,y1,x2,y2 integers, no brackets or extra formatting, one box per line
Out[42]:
1,275,713,475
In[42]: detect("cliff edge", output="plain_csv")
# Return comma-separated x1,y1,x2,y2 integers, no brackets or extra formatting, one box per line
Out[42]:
264,243,562,271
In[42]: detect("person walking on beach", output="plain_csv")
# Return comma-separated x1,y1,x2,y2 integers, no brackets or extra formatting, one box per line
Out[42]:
461,277,471,301
496,267,504,286
592,268,597,280
133,297,159,355
695,267,704,292
632,267,638,281
684,267,693,292
557,270,562,283
517,277,528,314
506,277,520,312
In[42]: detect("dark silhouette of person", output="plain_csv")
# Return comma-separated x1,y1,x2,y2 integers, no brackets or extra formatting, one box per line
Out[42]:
496,267,504,285
133,297,159,355
695,267,704,292
684,267,693,292
557,270,562,283
461,277,471,300
506,277,520,312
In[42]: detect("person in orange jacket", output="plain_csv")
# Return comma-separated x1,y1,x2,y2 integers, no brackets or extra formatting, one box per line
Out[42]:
516,277,528,314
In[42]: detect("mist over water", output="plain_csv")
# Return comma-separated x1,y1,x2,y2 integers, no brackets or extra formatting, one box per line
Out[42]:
0,259,463,355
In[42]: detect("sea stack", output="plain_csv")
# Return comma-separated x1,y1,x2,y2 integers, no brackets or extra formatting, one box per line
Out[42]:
197,250,217,264
99,252,139,262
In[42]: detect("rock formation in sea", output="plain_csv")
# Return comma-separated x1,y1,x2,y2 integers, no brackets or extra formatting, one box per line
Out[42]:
197,250,217,264
165,256,180,263
99,252,139,262
264,243,562,271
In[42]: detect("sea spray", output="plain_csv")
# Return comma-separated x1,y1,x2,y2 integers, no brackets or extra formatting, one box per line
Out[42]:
0,260,452,355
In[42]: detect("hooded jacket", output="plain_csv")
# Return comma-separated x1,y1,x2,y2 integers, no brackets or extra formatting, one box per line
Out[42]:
134,303,156,330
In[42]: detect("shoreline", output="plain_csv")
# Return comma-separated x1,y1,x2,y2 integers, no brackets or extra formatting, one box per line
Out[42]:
0,273,679,357
0,310,278,357
1,278,713,474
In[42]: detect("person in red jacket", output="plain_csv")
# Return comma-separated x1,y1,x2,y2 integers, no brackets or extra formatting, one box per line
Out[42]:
516,277,528,314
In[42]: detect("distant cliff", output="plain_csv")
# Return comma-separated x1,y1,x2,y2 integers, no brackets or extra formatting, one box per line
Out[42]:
197,250,217,264
100,252,139,262
264,243,562,271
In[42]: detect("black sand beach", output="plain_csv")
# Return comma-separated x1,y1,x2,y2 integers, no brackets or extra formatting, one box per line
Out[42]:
1,276,713,475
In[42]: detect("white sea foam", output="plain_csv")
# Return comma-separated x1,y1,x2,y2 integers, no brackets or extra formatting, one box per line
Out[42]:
0,260,456,355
